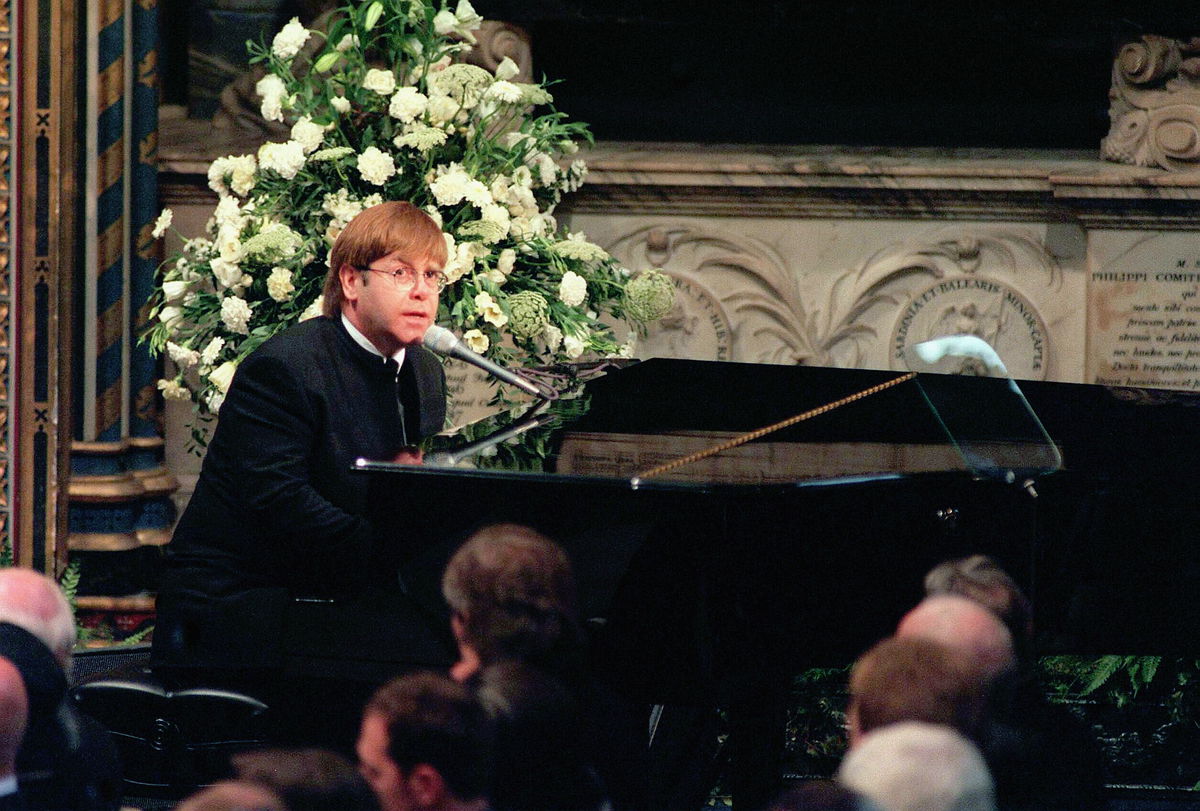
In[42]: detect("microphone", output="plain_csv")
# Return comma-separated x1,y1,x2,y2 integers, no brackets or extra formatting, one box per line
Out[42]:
422,325,544,397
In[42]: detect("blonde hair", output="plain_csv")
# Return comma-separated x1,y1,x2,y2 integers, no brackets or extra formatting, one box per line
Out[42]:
321,201,448,317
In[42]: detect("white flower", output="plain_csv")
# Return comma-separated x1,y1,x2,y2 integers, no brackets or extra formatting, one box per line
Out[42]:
434,0,483,43
258,140,307,179
152,208,173,239
558,271,587,307
220,296,253,334
256,74,288,122
208,360,239,394
479,204,510,238
363,68,396,95
484,80,523,104
552,235,608,262
300,295,324,321
356,146,397,186
432,9,458,36
463,329,489,353
205,391,226,413
474,291,508,328
429,164,471,206
495,56,520,81
424,206,444,228
497,248,516,275
166,341,200,369
162,279,190,302
335,33,359,52
532,152,559,186
290,116,326,154
213,195,246,230
158,305,183,326
200,336,225,365
267,266,295,302
563,332,585,359
157,378,191,401
330,95,351,114
271,17,311,61
207,154,257,197
388,87,428,122
543,324,563,352
427,95,460,125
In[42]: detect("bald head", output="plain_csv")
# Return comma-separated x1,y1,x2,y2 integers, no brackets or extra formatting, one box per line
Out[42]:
0,656,27,773
175,781,286,811
0,569,76,668
896,595,1015,680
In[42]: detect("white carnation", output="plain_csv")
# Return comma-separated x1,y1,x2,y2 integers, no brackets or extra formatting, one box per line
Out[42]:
157,378,191,401
200,336,225,365
429,164,471,206
166,341,200,369
363,68,396,95
256,74,288,122
330,95,351,114
208,154,258,197
152,208,173,239
258,140,307,179
267,266,296,302
220,296,253,334
558,270,587,307
484,80,523,104
211,258,244,291
388,87,428,122
271,17,311,61
356,146,397,186
290,116,326,154
427,95,460,125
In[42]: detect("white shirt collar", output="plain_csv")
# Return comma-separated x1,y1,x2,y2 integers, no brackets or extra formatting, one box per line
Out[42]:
341,313,406,368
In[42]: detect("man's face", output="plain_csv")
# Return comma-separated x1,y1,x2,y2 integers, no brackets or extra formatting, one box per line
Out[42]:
340,249,442,355
357,712,412,811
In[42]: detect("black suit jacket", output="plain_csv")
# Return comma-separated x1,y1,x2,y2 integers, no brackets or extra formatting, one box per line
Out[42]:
154,316,449,671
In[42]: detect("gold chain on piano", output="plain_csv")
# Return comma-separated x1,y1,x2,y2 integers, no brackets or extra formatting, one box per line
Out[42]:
632,371,919,481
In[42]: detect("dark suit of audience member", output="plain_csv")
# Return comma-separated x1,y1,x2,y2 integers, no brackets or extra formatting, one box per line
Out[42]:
0,623,120,811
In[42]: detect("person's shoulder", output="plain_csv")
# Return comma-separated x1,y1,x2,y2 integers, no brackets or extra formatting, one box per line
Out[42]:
246,317,342,366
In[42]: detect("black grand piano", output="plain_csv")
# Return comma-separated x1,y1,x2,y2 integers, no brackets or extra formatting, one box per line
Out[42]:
361,353,1200,704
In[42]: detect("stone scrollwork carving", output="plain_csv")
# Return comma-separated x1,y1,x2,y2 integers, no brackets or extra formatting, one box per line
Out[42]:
605,224,813,365
1102,34,1200,171
604,223,1060,379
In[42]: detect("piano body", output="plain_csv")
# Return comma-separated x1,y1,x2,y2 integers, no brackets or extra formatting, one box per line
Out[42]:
360,357,1200,707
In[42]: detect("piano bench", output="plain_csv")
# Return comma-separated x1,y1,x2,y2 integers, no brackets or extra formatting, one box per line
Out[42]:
69,666,271,799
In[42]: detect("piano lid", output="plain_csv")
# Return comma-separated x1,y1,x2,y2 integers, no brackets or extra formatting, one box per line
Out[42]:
370,344,1062,488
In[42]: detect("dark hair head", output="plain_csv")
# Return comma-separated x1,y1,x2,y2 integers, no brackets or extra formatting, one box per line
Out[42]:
365,671,492,802
231,747,379,811
924,554,1033,660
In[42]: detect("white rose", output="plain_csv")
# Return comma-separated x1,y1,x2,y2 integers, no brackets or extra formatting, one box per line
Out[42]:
290,116,326,154
463,329,489,354
258,140,307,180
200,336,225,365
496,248,516,275
363,68,396,95
388,87,428,122
558,271,587,307
356,146,397,186
563,333,585,359
256,74,288,122
271,17,311,61
208,361,239,394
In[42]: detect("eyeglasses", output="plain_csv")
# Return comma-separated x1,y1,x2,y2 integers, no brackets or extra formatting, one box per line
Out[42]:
354,263,448,292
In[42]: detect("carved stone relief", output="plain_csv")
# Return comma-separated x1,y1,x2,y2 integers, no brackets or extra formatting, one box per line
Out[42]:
599,221,1065,381
1102,34,1200,171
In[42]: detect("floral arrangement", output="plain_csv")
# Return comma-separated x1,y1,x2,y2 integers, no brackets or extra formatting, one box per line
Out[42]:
145,0,673,435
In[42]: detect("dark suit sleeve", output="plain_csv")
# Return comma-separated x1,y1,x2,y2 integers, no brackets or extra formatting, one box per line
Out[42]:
204,350,373,588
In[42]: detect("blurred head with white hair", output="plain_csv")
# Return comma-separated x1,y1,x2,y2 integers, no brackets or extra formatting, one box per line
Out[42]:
0,569,76,669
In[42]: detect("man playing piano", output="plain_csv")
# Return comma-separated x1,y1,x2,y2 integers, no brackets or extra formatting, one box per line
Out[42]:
153,201,455,742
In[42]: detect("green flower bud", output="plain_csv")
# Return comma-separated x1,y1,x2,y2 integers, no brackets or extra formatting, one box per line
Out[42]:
362,1,384,31
623,269,675,322
507,291,551,339
312,51,340,74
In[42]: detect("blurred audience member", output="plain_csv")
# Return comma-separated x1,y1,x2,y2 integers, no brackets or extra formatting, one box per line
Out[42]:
847,637,989,747
0,657,27,809
0,569,121,810
357,672,491,811
768,780,880,811
896,595,1015,680
837,722,995,811
474,660,607,811
924,556,1033,662
232,747,379,811
175,780,286,811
